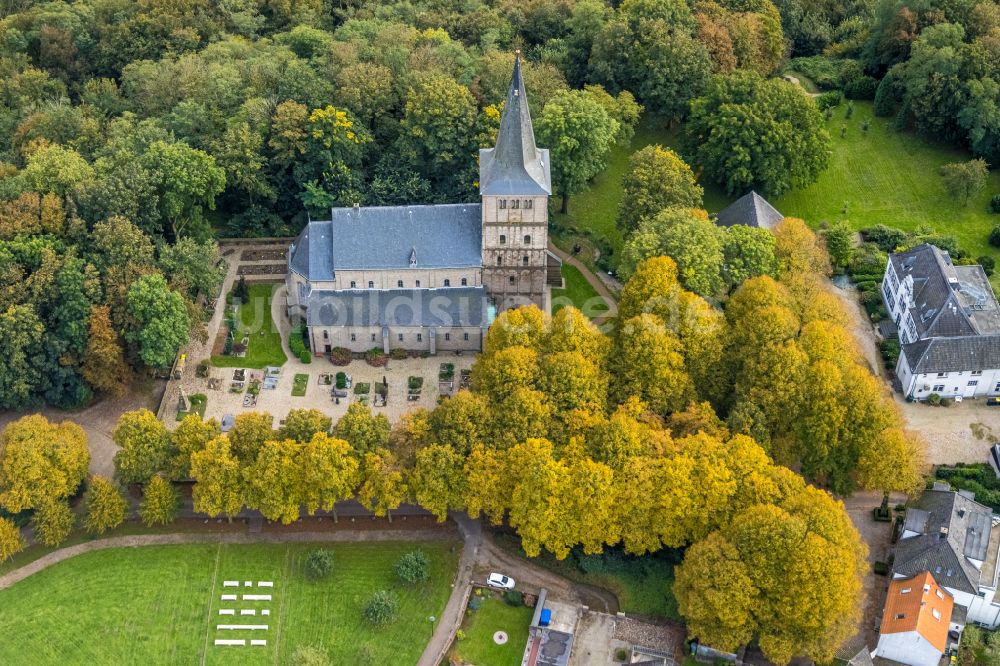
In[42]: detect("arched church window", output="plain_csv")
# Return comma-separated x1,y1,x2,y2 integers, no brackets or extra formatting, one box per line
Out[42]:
499,234,506,244
499,199,507,209
525,199,533,209
523,235,531,244
523,256,529,266
509,276,516,285
512,199,520,209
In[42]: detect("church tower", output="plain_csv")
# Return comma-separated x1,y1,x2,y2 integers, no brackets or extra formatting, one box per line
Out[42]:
479,53,558,312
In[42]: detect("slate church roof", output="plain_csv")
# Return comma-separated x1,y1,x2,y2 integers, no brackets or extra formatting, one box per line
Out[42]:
306,287,487,328
714,191,784,229
479,53,551,196
289,204,483,280
893,488,994,594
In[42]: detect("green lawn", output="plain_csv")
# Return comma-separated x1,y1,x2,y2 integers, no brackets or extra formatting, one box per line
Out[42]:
212,283,288,369
0,541,459,665
773,100,1000,286
551,263,611,318
291,373,309,397
449,596,532,666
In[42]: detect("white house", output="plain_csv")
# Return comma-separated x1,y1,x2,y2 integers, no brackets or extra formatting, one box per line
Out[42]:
875,571,954,666
881,244,1000,399
892,486,1000,630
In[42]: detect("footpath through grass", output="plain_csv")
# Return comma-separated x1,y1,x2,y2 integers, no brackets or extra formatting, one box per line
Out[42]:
0,541,459,666
449,595,532,666
551,263,611,318
212,283,287,369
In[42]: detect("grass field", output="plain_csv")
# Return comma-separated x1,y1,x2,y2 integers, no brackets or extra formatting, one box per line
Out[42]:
551,263,610,318
291,373,308,396
774,100,1000,284
0,541,459,666
212,283,287,369
449,596,532,666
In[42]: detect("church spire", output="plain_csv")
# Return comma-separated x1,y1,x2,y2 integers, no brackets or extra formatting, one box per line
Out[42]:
478,51,551,196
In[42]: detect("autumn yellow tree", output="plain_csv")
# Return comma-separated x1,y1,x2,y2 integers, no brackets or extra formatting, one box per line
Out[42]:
333,402,390,455
427,391,490,455
227,412,275,463
278,408,332,443
83,475,128,535
140,474,179,526
243,438,304,524
482,305,547,355
191,435,244,521
113,409,171,485
615,314,695,414
505,438,570,558
169,414,220,480
463,444,513,525
299,433,359,519
772,217,831,278
357,449,407,520
0,414,89,512
32,498,75,547
81,305,130,396
0,517,25,563
410,444,466,521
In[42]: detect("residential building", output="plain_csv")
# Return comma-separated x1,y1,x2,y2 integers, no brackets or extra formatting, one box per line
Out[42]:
892,485,1000,630
875,572,954,666
881,244,1000,399
285,54,561,354
713,191,784,229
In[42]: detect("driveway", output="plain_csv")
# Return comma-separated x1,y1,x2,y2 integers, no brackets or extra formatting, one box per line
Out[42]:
897,397,1000,465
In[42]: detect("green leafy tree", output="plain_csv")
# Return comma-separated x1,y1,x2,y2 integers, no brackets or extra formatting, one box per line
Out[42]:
113,409,172,485
397,73,478,197
940,159,989,206
83,475,128,535
722,225,778,289
0,414,89,512
32,498,75,547
620,207,725,297
125,273,190,369
536,89,619,213
139,474,179,526
0,517,25,563
22,144,95,198
303,549,334,581
141,140,225,239
618,145,703,233
363,590,399,626
278,408,332,443
394,550,430,584
0,304,46,410
228,412,275,463
684,71,831,197
157,237,225,299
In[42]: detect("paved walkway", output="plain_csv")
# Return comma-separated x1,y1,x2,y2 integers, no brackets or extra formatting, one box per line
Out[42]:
548,241,619,326
0,526,457,591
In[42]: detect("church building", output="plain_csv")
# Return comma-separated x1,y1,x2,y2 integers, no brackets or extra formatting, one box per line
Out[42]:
286,55,562,354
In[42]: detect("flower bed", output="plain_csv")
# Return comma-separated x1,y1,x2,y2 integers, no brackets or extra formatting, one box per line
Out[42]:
329,347,351,366
366,347,388,367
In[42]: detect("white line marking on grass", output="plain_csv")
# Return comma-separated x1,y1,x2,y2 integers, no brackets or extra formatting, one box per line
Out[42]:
200,544,223,666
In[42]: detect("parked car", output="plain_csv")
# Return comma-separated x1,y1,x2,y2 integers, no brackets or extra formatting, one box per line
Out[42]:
487,572,515,590
221,414,235,432
987,397,1000,406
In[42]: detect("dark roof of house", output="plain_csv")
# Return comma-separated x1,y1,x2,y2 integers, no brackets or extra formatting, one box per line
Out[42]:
893,489,994,594
902,335,1000,374
479,54,551,196
714,191,784,229
889,244,1000,338
305,287,487,328
288,204,483,280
